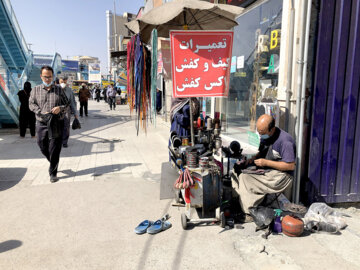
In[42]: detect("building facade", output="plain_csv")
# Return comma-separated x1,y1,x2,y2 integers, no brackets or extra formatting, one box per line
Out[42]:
129,0,360,203
106,10,137,80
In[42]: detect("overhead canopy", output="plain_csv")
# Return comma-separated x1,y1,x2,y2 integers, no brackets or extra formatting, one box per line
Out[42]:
125,0,243,43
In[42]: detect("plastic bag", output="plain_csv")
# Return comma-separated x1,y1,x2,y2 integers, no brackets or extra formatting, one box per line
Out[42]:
72,118,81,130
262,194,307,216
249,206,275,229
303,202,347,233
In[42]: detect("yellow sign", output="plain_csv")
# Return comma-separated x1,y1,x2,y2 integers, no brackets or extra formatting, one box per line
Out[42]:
102,80,114,88
270,29,280,50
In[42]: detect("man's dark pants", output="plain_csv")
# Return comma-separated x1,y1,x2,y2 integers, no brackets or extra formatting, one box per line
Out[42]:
80,101,88,116
108,96,116,110
36,121,64,177
62,113,70,145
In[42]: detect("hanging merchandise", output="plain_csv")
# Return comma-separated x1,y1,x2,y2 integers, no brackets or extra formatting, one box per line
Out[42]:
151,29,158,126
127,35,136,110
127,34,153,135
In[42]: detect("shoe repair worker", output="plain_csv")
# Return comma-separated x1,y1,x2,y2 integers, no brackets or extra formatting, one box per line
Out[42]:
232,114,295,214
29,66,69,183
59,77,78,148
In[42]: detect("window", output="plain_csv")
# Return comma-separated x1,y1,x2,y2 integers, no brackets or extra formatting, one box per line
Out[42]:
220,0,283,146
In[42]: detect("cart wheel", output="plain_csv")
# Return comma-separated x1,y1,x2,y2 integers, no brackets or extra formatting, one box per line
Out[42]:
181,213,188,230
220,211,226,228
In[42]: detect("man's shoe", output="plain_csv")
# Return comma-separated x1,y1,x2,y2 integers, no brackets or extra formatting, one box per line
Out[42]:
63,144,68,148
50,175,59,183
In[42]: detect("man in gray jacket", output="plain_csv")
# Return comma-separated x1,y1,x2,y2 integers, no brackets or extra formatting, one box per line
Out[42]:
60,77,78,148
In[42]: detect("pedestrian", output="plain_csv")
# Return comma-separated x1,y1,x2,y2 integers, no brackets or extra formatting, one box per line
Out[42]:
60,77,78,148
95,85,101,102
107,85,117,110
120,88,127,104
29,66,69,183
78,83,91,117
156,88,162,113
17,81,36,138
103,87,107,103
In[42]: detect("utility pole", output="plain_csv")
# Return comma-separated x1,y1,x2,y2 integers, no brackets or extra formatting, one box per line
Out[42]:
113,0,117,51
113,0,118,84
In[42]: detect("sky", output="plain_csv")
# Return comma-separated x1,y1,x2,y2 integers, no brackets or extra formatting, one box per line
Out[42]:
11,0,145,74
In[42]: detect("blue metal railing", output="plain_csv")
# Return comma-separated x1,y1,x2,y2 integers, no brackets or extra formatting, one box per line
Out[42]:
0,53,20,124
17,50,33,88
51,52,62,77
1,0,29,55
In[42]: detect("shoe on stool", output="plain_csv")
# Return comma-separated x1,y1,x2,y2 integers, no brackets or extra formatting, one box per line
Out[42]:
50,175,59,183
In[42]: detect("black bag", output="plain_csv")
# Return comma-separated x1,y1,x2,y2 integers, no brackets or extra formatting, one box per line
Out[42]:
248,206,275,229
72,118,81,130
47,114,62,139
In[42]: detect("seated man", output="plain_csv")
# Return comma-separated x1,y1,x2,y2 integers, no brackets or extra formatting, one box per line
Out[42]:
232,114,295,217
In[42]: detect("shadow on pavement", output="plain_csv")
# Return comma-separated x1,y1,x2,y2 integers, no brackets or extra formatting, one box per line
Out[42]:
136,199,173,270
0,110,133,160
59,163,142,180
0,240,22,253
0,167,26,191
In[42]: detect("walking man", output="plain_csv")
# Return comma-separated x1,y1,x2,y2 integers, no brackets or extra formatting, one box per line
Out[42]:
107,85,117,110
60,77,78,148
78,83,91,117
95,85,101,102
103,88,107,103
29,66,69,183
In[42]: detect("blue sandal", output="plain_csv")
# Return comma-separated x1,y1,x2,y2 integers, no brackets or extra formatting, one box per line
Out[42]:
146,219,172,234
134,220,153,234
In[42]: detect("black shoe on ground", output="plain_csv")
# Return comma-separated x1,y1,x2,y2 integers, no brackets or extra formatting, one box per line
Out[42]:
237,213,254,224
63,144,68,148
50,175,59,183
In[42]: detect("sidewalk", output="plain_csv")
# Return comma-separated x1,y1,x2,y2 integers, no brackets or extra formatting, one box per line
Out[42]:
0,100,359,269
0,100,170,185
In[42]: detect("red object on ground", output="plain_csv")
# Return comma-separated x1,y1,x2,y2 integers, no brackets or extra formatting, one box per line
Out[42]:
282,215,304,237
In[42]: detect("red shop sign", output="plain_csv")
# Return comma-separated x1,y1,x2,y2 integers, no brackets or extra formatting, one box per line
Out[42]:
170,30,233,98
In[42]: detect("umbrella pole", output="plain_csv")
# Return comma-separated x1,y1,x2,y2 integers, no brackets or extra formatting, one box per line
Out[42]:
181,18,194,145
189,98,195,145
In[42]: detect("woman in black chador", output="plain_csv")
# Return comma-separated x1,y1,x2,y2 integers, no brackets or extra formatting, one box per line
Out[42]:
17,81,36,138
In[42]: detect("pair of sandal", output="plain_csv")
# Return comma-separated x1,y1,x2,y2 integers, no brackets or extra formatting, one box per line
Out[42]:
134,214,172,235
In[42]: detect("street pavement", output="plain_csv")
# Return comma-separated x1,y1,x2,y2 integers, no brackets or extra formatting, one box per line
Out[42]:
0,100,359,270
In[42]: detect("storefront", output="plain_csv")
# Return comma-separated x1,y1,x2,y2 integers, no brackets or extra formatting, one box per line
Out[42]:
215,0,284,150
